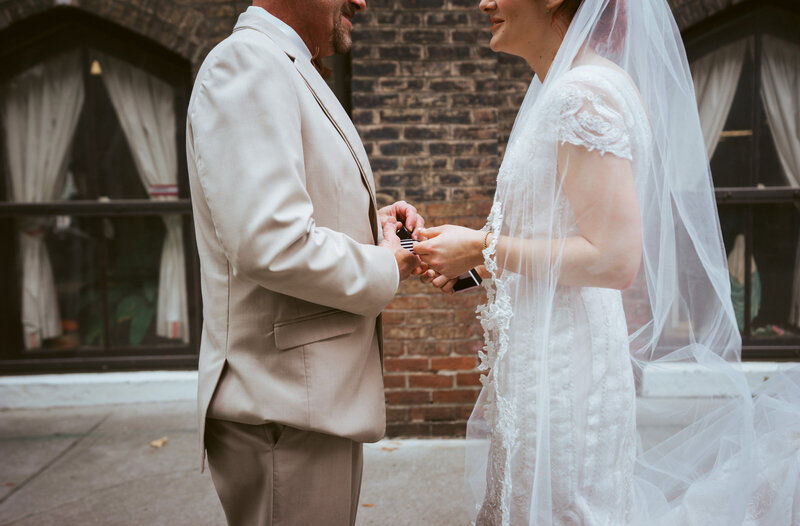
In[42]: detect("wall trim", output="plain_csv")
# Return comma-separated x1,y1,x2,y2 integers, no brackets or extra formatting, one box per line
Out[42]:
640,361,799,398
1,362,797,410
0,371,197,409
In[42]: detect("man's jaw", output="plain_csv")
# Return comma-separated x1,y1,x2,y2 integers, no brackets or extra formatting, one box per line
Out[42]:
331,3,355,54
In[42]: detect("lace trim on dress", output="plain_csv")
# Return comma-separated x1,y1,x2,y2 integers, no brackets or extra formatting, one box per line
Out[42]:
475,200,517,526
477,200,507,374
557,82,633,161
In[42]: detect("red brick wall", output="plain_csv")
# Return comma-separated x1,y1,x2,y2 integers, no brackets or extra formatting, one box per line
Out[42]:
351,0,503,436
0,0,725,436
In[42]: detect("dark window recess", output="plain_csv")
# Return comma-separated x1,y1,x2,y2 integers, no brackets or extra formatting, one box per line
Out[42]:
686,1,800,360
322,52,354,116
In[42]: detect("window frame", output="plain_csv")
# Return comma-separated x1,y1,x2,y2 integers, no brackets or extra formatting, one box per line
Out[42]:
0,8,201,373
684,0,800,360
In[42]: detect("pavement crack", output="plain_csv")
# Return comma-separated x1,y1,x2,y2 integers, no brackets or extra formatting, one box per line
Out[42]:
0,468,200,525
0,412,111,507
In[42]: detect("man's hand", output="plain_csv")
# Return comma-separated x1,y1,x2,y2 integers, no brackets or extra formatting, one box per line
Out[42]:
379,201,425,239
380,221,425,281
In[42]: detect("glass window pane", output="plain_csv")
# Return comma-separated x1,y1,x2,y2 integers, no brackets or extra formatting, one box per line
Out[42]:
69,51,147,201
757,112,786,187
758,36,800,188
3,215,104,350
0,50,88,204
5,214,190,351
719,204,754,334
104,215,166,347
0,49,148,204
751,203,800,338
47,216,104,348
102,214,189,347
710,50,754,188
721,203,800,339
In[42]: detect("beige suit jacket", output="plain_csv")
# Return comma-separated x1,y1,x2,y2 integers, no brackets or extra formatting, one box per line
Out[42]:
186,11,399,466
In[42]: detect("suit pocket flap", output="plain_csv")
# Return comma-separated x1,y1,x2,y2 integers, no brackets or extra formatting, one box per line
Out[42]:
274,309,359,350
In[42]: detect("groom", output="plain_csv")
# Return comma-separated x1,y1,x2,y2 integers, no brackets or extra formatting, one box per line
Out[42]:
185,1,423,524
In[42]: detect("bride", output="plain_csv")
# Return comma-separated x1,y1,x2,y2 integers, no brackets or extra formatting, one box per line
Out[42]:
413,0,799,524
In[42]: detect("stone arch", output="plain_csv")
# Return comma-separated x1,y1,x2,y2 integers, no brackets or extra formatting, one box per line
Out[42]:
0,1,212,67
668,0,798,32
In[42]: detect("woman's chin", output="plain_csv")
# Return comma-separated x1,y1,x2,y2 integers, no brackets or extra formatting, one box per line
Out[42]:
489,32,515,55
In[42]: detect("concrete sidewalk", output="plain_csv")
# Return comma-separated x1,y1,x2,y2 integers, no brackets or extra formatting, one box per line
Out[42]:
0,401,471,526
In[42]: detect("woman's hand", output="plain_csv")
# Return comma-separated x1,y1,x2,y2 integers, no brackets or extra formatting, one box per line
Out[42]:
414,225,485,278
421,264,490,294
475,265,490,279
419,269,458,294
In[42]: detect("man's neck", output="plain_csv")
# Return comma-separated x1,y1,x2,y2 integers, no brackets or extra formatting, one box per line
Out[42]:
252,1,316,57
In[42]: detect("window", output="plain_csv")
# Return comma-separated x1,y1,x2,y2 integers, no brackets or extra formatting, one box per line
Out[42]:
686,2,800,359
322,53,354,116
0,9,198,372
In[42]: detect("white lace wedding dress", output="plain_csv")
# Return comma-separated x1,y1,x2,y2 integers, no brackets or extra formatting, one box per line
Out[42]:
474,63,652,526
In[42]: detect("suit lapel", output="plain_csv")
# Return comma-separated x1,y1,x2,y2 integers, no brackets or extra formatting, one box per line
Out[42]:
293,59,377,199
233,11,380,242
293,58,380,243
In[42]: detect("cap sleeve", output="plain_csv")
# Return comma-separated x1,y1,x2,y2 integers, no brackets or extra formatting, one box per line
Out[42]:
557,76,633,160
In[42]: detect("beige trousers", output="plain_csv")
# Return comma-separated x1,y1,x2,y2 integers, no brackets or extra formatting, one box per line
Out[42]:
205,418,364,526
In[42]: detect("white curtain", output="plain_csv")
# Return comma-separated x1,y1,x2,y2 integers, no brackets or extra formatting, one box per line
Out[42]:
99,52,188,343
691,39,751,158
760,35,800,329
1,52,85,349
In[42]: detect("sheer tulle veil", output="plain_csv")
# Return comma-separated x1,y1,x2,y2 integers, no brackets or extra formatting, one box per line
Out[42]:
466,0,800,524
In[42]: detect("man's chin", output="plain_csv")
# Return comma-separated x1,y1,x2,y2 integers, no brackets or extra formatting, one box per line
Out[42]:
333,41,352,55
332,30,352,54
331,12,353,55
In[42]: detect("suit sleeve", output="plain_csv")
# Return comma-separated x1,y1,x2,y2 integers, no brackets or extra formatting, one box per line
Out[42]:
188,36,399,318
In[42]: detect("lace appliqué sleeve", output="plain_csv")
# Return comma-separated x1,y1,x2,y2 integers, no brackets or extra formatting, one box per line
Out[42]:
557,83,633,160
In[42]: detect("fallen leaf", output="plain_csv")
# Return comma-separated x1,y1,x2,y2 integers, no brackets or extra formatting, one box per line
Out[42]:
380,447,398,452
150,436,168,448
5,482,14,487
361,504,374,508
